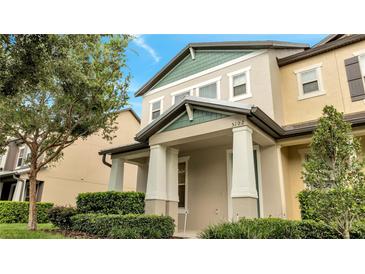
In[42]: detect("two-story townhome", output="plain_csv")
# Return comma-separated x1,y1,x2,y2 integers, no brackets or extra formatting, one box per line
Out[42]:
100,34,365,234
100,40,308,233
0,109,140,205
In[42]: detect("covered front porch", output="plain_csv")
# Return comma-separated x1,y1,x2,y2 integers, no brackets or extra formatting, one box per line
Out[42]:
102,97,287,233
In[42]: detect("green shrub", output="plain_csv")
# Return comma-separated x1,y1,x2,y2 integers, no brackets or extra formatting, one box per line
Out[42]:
76,191,145,215
298,189,365,222
350,221,365,239
0,201,53,223
48,206,77,230
298,190,323,221
108,227,141,239
297,220,340,239
71,213,175,239
200,218,341,239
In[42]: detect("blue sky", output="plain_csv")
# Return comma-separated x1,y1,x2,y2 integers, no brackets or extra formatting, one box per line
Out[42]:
125,34,328,115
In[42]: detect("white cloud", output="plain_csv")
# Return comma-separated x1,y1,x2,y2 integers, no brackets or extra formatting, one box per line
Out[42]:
133,35,161,63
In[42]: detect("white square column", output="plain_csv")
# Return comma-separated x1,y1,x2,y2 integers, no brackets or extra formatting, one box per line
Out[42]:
145,144,167,215
12,180,24,201
166,148,179,228
108,158,125,191
231,126,258,219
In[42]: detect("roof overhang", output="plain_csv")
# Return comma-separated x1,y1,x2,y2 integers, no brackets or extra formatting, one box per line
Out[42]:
0,168,29,179
278,34,365,66
135,40,309,97
99,97,365,156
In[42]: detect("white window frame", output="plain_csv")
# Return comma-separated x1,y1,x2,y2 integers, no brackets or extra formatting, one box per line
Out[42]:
227,66,252,101
171,89,193,105
16,145,30,169
0,147,8,170
149,96,164,123
295,63,325,100
196,76,221,100
178,156,190,214
354,51,365,87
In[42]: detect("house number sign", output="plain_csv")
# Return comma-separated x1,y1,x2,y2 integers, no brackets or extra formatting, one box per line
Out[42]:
232,120,245,128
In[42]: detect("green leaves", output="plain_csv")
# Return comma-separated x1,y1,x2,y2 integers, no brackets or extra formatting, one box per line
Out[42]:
301,105,365,238
303,105,365,189
0,34,131,168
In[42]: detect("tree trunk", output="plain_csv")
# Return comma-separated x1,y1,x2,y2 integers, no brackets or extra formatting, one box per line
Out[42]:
344,229,350,239
27,168,38,231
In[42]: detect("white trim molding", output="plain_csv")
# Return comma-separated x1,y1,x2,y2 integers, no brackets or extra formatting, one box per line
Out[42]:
143,50,267,97
352,49,365,56
148,96,164,123
294,63,325,101
178,156,190,214
196,76,222,100
227,66,252,102
171,89,194,105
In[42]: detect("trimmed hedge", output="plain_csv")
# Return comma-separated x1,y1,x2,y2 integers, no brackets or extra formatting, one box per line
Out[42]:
76,191,145,215
298,189,365,221
48,206,77,230
200,218,341,239
0,201,53,223
71,213,175,239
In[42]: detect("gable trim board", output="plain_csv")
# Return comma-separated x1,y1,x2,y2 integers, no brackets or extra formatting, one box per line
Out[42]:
152,50,253,90
135,40,309,97
144,50,267,97
162,109,228,132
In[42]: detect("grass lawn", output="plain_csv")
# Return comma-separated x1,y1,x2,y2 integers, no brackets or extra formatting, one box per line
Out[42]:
0,223,68,239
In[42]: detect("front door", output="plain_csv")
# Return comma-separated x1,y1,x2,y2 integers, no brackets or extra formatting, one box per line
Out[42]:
226,146,263,221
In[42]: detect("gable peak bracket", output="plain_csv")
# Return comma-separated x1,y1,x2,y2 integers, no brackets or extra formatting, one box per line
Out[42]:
189,47,195,60
185,103,194,121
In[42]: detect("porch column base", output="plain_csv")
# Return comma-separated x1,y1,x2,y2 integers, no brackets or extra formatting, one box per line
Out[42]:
145,199,166,216
232,197,258,221
166,201,178,231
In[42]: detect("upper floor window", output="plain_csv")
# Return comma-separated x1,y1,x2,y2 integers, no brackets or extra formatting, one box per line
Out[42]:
172,90,192,105
16,145,30,168
198,83,217,99
228,67,252,101
295,63,325,100
149,96,164,122
196,77,221,100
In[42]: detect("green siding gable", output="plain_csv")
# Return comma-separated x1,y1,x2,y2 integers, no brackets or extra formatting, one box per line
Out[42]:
152,50,253,89
162,109,228,132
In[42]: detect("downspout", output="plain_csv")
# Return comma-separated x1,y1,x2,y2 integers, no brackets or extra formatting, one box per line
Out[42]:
102,154,112,168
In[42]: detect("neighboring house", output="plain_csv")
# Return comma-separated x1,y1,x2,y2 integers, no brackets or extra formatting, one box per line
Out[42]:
0,109,140,205
100,34,365,233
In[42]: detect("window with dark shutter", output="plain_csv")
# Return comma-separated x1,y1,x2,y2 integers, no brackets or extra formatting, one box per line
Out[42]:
345,56,365,102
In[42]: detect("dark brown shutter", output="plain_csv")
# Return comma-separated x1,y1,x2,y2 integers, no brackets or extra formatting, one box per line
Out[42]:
345,56,365,101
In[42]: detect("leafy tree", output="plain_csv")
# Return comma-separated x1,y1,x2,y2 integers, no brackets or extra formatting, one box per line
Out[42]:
0,35,131,230
302,105,365,238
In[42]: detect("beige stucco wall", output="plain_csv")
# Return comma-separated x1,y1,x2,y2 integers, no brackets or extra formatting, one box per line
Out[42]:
260,145,285,218
141,49,302,128
280,40,365,126
281,145,307,220
178,146,229,231
36,110,140,206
